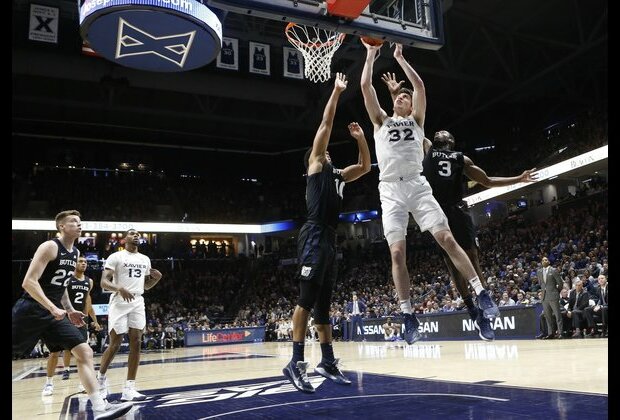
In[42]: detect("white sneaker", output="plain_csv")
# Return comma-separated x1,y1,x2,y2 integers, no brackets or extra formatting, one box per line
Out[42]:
120,387,147,401
97,376,108,399
92,401,133,420
41,383,54,396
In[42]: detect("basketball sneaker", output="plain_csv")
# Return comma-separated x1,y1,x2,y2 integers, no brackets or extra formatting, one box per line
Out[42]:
41,383,54,396
403,313,421,344
314,359,351,385
120,386,147,402
283,360,315,393
62,369,70,380
475,308,495,341
92,401,133,420
477,290,500,319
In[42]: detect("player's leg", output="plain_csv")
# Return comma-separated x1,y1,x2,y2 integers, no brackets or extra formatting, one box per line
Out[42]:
43,351,60,395
379,181,420,344
72,342,133,419
121,326,147,401
45,317,133,418
410,178,499,320
62,349,72,379
283,224,324,393
314,252,350,385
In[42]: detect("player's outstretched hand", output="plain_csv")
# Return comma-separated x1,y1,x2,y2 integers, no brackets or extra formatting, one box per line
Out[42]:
348,122,364,140
334,72,348,92
521,168,538,182
381,72,405,96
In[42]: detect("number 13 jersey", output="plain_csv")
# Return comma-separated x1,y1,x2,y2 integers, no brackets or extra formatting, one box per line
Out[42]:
104,250,151,296
374,116,425,181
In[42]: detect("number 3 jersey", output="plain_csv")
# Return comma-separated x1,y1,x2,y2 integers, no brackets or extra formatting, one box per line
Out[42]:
104,250,151,296
422,146,466,206
24,238,78,307
66,276,92,313
305,161,344,229
374,116,425,181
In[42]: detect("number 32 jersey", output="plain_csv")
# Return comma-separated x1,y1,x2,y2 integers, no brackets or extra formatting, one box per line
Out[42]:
104,250,151,296
422,146,466,206
374,116,425,181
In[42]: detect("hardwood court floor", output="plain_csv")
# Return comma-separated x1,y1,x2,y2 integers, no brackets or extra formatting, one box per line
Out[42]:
12,338,608,419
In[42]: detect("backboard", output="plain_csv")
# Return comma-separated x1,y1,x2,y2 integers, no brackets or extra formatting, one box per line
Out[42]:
206,0,444,50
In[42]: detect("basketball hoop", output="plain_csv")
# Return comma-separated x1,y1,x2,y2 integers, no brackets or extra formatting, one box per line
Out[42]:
285,22,345,83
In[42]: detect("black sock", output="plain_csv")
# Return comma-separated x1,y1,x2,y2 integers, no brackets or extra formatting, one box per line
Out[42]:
292,341,305,363
320,342,335,364
464,295,477,320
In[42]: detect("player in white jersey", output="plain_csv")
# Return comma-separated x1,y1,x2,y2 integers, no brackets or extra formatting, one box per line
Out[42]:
96,229,162,402
360,40,499,344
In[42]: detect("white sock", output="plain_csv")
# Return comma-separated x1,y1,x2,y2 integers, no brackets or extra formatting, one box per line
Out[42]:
46,377,53,385
97,372,106,380
89,393,106,411
400,299,412,314
126,379,135,389
469,276,484,295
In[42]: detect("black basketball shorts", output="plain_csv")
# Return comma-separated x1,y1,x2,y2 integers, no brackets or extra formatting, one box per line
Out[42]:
12,298,89,356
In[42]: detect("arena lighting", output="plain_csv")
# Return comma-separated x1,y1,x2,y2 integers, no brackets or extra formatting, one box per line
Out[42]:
11,219,296,234
464,145,607,207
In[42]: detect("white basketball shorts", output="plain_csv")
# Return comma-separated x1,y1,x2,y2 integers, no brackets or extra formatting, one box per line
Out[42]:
107,294,146,335
379,175,449,246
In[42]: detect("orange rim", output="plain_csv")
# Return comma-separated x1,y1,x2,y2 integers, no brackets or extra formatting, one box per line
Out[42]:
285,22,345,49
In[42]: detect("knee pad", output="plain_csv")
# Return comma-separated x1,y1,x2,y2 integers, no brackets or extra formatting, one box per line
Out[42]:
298,280,319,311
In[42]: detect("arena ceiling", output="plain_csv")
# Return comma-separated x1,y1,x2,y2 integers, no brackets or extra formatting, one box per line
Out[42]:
12,0,607,162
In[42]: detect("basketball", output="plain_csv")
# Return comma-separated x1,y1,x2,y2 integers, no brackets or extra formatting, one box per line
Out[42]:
360,36,384,47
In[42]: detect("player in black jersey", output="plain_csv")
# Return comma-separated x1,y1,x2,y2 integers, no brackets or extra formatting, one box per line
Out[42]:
12,210,131,419
283,73,371,393
422,130,537,340
42,256,101,395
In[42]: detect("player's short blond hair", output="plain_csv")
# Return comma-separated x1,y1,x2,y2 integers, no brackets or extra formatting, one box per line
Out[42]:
55,210,81,231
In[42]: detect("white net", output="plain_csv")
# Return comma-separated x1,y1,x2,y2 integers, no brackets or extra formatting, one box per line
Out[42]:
285,23,345,83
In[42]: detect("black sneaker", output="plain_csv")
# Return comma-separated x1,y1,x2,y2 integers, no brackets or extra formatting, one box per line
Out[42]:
314,359,351,385
475,308,495,341
283,360,315,393
477,290,500,319
62,370,70,380
403,313,421,344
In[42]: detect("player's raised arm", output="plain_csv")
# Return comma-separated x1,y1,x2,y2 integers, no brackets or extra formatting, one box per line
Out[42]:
360,40,389,128
464,155,538,188
308,72,348,173
341,122,371,182
393,44,426,128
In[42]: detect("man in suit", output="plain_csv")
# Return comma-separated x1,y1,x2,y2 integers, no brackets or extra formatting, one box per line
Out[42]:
538,256,564,339
346,293,367,341
567,279,591,337
584,274,608,337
